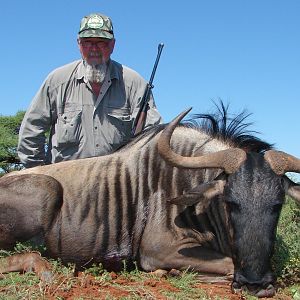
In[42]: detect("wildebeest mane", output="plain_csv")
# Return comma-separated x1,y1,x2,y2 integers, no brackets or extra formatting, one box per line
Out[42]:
184,101,273,153
118,101,273,153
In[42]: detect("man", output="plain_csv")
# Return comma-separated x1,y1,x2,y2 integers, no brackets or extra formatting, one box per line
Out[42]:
18,13,162,168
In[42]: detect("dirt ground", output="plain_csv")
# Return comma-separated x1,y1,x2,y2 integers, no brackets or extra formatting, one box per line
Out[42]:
43,272,293,300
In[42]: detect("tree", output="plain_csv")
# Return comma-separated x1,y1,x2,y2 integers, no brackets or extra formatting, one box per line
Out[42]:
0,111,25,174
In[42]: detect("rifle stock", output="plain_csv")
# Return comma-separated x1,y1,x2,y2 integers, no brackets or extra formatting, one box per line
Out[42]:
133,111,147,135
132,43,164,136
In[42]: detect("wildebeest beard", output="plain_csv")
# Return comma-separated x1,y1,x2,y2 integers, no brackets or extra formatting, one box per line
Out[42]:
84,62,107,84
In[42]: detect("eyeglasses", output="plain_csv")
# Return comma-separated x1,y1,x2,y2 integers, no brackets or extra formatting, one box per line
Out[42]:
79,40,111,49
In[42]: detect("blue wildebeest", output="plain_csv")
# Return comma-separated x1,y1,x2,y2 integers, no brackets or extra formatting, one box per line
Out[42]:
0,104,299,298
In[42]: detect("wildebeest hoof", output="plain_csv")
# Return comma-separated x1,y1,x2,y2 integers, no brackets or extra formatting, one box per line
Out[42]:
168,269,181,277
150,269,168,278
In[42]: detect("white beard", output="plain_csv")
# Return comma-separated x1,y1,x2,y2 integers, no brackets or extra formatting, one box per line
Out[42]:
84,63,107,84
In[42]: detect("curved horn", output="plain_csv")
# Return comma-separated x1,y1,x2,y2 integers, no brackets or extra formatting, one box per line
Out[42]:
157,108,246,174
264,150,300,175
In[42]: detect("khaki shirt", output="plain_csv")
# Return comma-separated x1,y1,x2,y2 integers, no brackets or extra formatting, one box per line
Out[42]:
18,59,162,167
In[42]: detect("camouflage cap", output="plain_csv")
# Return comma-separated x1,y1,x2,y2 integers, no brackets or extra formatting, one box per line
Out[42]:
78,13,114,39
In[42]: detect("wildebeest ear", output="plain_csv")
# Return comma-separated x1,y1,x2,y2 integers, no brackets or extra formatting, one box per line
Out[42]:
283,176,300,204
167,180,226,210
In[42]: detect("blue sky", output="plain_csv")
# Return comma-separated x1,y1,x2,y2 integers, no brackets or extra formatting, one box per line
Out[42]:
1,1,299,178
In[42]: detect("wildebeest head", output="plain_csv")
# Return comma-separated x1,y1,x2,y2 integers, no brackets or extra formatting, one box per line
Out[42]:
224,152,299,297
157,108,300,298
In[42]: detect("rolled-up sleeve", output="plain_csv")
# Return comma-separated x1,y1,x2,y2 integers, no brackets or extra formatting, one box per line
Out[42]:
17,79,52,168
142,90,163,130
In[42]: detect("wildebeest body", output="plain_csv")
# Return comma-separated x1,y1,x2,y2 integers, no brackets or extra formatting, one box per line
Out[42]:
1,105,300,298
2,127,233,272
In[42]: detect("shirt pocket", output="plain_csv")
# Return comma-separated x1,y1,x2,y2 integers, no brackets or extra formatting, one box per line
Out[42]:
105,106,132,145
57,105,82,146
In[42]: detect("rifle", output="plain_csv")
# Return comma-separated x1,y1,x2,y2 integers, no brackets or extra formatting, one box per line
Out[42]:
131,43,164,136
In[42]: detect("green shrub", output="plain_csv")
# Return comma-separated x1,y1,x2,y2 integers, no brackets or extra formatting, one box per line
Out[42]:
273,196,300,285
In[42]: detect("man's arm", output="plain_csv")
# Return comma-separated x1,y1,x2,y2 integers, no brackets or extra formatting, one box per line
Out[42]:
17,81,52,168
141,90,162,130
131,88,162,132
129,68,163,132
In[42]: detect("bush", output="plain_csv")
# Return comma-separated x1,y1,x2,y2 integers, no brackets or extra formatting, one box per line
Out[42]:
273,196,300,285
0,111,25,174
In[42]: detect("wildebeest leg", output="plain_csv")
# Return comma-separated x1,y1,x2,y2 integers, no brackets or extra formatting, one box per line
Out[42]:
140,240,234,282
0,174,63,249
150,269,232,283
0,174,63,279
0,253,53,282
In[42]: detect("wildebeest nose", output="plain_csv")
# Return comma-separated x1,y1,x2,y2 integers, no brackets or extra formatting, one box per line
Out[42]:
232,272,276,298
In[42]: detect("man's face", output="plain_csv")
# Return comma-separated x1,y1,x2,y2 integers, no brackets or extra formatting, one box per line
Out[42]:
78,37,115,65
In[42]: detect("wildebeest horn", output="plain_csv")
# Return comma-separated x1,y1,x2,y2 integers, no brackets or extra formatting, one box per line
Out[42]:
157,108,247,174
264,150,300,175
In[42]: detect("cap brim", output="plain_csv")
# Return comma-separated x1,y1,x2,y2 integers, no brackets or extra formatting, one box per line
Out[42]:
78,29,114,39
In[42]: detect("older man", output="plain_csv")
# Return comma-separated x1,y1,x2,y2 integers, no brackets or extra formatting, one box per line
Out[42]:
18,13,162,168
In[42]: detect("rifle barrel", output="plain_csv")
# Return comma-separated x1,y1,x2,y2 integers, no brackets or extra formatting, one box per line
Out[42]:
149,43,164,85
132,43,164,136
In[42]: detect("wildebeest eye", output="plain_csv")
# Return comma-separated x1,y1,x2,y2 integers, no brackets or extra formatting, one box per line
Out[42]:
226,201,241,213
280,177,286,187
271,203,283,214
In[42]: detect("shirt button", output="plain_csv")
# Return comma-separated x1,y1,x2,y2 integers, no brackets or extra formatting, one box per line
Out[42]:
94,126,98,130
96,144,99,147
